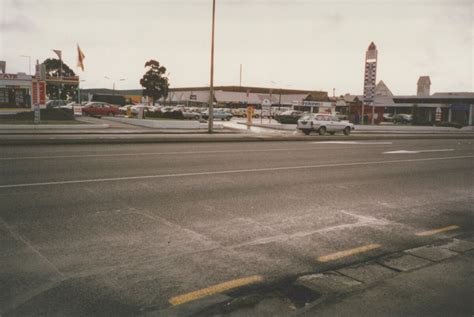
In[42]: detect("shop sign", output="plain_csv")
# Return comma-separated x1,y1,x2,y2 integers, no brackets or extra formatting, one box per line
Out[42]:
0,73,19,80
32,81,46,105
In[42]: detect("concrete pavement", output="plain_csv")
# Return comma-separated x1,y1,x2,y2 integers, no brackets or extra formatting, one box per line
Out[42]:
1,139,473,316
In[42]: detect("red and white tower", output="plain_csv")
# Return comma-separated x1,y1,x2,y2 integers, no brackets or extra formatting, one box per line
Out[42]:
363,42,378,103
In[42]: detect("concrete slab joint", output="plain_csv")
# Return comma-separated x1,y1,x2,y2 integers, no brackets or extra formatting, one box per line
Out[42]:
404,245,459,262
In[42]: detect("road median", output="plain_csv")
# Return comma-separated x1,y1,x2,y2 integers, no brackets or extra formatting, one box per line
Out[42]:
1,132,474,145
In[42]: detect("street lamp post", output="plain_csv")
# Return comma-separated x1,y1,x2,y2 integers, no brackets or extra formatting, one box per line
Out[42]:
104,76,125,95
208,0,216,133
20,55,31,75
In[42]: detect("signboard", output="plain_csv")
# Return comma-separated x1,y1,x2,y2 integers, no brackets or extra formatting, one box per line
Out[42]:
31,81,46,106
34,103,41,124
73,105,83,116
435,107,442,122
0,73,19,80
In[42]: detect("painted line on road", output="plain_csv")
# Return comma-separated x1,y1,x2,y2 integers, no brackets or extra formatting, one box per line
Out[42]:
318,244,382,262
0,155,473,189
0,144,397,161
415,225,460,236
169,275,264,306
313,141,393,145
383,149,454,154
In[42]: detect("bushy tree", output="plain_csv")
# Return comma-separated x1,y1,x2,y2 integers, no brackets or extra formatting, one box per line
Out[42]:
140,60,169,105
43,58,77,100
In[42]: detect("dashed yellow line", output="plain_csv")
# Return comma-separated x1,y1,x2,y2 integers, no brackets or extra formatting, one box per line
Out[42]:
169,275,264,306
318,244,381,262
416,225,459,237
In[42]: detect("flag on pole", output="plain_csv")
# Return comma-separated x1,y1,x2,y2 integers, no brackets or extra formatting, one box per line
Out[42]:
77,44,85,71
52,49,62,60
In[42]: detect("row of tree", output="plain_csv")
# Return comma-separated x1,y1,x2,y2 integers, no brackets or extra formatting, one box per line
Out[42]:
42,58,170,103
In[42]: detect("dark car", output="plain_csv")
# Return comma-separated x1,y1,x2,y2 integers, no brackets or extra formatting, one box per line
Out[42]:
274,110,304,124
82,102,119,117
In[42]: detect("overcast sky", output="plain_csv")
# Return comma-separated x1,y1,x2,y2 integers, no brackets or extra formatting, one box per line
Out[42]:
1,0,472,95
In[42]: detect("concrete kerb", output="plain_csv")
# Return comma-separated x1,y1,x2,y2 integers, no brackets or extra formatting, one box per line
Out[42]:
144,235,473,317
0,123,109,130
239,122,474,134
1,133,474,145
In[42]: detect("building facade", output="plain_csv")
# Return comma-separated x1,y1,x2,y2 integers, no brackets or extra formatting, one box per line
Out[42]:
0,62,32,108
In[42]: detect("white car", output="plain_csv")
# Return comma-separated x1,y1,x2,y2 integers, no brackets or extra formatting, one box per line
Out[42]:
297,113,354,136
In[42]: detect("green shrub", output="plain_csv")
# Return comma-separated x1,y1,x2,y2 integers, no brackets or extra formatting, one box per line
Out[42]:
3,108,74,120
436,121,464,129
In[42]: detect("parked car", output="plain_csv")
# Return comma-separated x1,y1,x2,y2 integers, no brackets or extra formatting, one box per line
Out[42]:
297,113,354,136
274,110,304,124
383,113,394,122
180,109,202,120
59,102,78,110
201,109,233,121
82,102,119,117
46,100,69,109
231,108,247,117
393,114,412,124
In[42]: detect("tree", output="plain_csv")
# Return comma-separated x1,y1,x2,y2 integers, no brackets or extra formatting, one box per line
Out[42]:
43,58,77,100
140,60,169,105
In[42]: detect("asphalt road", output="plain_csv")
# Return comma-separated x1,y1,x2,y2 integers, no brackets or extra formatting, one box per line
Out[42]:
1,139,473,315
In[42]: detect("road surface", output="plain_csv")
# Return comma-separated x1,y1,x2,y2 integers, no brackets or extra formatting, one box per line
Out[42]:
1,139,473,315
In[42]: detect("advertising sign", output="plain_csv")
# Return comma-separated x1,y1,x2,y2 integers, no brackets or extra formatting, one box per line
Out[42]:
34,103,41,124
31,81,46,107
435,107,442,122
73,105,83,116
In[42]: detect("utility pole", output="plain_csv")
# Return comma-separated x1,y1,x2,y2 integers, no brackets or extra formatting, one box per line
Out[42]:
208,0,216,133
240,64,242,87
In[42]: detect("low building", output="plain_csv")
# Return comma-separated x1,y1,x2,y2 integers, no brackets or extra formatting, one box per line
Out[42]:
0,63,32,108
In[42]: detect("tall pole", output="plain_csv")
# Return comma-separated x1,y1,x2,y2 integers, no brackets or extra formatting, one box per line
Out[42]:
240,64,242,87
208,0,216,133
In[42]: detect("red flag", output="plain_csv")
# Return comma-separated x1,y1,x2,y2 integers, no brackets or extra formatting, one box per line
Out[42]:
77,44,85,71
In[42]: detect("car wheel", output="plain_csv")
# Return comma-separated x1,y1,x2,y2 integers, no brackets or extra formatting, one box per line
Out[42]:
302,129,311,135
343,126,351,135
194,115,200,120
318,126,327,135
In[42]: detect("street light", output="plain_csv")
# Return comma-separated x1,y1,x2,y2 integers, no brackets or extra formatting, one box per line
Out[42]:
104,76,125,95
208,0,216,133
20,55,31,75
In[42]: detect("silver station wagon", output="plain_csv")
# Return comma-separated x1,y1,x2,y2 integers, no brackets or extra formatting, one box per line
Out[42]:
297,113,354,136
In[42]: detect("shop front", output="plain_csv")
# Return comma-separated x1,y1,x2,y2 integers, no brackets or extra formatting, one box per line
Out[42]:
0,73,32,108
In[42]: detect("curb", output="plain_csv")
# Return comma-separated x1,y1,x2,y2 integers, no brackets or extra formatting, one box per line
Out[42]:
1,133,474,145
0,124,109,130
146,234,473,317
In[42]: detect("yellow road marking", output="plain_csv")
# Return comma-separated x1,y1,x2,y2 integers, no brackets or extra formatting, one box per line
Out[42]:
169,275,264,306
416,225,459,237
318,244,381,262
